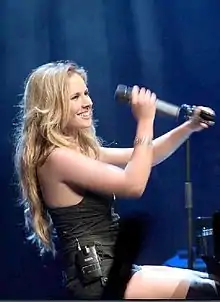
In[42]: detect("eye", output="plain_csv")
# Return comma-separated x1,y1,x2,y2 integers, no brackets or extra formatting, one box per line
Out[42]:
84,90,89,96
70,93,80,101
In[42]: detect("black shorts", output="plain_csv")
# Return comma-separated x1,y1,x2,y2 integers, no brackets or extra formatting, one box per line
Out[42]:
66,263,142,300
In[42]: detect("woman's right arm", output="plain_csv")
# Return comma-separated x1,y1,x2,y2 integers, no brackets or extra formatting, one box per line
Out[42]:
47,87,156,198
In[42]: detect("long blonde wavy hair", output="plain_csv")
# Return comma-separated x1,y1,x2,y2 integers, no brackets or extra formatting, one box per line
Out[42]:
14,61,102,255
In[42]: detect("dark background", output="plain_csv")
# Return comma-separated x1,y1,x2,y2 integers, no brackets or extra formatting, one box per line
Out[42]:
1,0,220,299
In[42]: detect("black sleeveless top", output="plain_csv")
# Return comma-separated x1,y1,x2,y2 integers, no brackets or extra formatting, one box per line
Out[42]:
48,191,120,297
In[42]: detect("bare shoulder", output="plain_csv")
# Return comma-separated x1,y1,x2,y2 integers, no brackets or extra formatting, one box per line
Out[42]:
37,147,85,207
42,147,81,178
40,146,134,198
46,146,77,165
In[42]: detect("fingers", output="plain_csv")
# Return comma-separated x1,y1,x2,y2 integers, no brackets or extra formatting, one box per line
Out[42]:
131,85,139,105
132,86,156,102
138,87,153,101
139,87,147,102
200,121,215,128
200,123,209,129
193,106,215,127
196,106,215,116
151,92,157,102
144,90,157,105
130,86,157,121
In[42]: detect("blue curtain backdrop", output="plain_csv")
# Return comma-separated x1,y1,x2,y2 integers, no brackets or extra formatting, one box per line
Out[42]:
0,0,220,299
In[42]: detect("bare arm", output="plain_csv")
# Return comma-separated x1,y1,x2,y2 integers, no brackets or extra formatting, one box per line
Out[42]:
47,120,154,198
100,121,193,167
44,86,157,199
152,106,215,165
149,120,193,165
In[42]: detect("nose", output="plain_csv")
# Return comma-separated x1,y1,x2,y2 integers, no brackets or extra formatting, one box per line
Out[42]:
82,95,93,107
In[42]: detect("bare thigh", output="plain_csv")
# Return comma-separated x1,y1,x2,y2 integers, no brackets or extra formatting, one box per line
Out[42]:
140,265,210,278
143,265,219,281
124,265,193,299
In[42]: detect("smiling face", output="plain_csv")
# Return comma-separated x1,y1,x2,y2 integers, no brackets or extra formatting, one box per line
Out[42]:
66,73,93,132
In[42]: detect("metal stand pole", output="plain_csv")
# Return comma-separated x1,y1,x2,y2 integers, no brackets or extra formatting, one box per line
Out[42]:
185,138,194,269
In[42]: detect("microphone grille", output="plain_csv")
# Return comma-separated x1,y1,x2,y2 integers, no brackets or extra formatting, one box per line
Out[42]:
114,84,131,102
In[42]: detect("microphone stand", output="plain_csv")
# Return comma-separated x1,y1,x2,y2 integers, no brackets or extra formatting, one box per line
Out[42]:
181,104,215,270
185,137,194,269
178,104,195,270
115,85,215,270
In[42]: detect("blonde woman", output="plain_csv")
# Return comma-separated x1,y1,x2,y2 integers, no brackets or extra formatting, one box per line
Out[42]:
14,61,219,299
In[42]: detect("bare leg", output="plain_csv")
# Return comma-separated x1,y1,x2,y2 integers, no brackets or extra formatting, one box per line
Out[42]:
124,265,219,299
142,265,217,279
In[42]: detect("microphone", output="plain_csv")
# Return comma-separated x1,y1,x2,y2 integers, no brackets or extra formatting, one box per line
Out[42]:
114,84,215,122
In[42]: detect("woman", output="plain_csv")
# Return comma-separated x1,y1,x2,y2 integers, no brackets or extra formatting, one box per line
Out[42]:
14,61,219,299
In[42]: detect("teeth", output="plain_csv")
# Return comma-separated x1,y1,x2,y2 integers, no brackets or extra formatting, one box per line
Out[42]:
78,112,90,118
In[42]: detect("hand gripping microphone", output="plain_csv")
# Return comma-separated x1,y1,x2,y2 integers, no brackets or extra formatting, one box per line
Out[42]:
114,84,216,123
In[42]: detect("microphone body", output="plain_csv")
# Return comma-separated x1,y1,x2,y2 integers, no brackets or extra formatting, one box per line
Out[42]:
115,84,215,122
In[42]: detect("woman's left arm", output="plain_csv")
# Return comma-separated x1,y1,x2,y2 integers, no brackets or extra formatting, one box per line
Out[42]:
100,106,215,167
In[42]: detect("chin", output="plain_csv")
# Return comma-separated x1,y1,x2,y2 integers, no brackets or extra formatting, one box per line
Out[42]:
77,120,92,129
